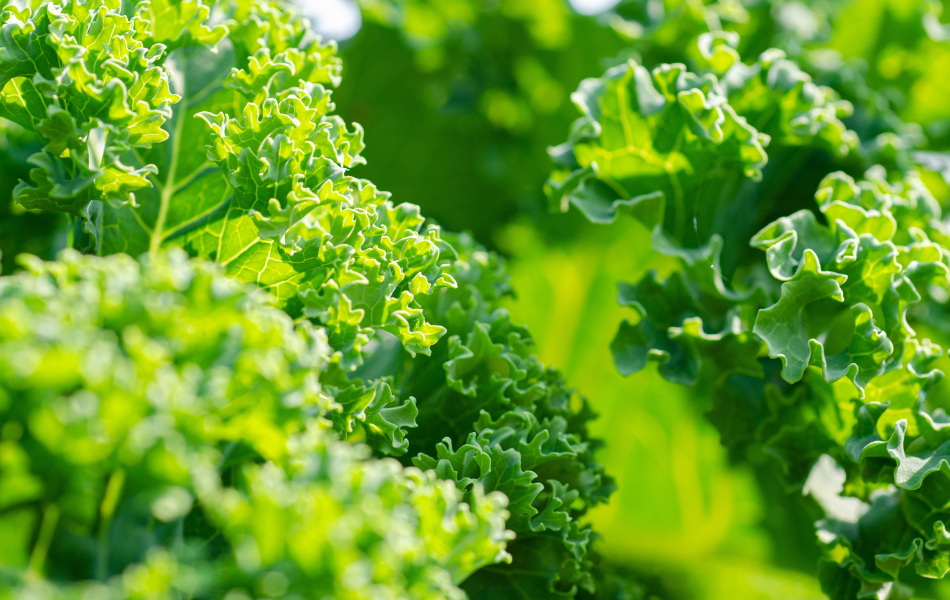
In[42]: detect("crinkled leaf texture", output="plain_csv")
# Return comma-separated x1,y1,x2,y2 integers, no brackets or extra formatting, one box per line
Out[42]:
0,0,629,596
552,29,950,598
0,249,512,598
716,167,950,596
0,0,177,214
401,233,618,597
548,35,862,394
2,0,453,373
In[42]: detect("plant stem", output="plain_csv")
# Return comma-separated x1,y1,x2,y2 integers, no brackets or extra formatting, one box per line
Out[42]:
150,68,187,254
27,504,59,579
96,469,126,581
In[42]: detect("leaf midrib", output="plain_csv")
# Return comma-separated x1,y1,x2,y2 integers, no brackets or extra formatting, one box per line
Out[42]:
149,85,185,254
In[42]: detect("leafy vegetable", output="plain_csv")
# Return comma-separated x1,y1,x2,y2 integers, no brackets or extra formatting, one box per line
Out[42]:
11,0,950,595
0,0,628,596
0,249,512,598
550,16,950,599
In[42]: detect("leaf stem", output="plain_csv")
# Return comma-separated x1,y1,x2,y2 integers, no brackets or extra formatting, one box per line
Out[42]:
667,130,686,241
150,79,187,254
67,214,75,249
96,469,126,581
27,504,59,579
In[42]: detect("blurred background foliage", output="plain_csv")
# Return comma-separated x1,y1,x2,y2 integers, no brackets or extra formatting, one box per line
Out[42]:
311,0,950,597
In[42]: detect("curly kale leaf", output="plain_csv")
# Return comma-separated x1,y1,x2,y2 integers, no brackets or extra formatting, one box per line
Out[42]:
0,249,512,598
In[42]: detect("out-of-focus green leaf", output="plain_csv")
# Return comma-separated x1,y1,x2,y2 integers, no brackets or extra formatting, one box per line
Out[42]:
0,249,513,598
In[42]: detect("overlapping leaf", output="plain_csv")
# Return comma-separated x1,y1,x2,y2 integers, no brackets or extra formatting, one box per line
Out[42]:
550,37,869,401
549,24,950,595
195,90,455,369
0,0,226,223
546,33,856,240
397,232,616,596
0,0,455,372
752,169,949,396
0,1,632,596
711,168,950,592
0,249,512,599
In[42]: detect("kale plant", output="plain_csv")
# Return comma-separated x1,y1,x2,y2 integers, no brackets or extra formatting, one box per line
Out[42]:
549,14,950,600
0,0,627,597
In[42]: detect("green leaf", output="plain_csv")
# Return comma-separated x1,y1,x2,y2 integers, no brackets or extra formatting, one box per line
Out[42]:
611,270,703,382
194,85,453,367
884,419,950,490
133,0,228,50
753,249,847,382
462,536,590,600
917,522,950,578
548,57,768,241
414,434,544,532
0,249,513,598
1,0,182,215
328,377,418,455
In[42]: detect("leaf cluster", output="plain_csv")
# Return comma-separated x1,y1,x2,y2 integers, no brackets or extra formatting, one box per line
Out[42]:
547,8,950,598
0,0,633,597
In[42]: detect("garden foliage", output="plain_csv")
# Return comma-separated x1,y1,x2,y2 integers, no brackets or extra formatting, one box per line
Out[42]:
347,0,950,597
0,0,624,597
544,4,950,599
9,0,950,598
